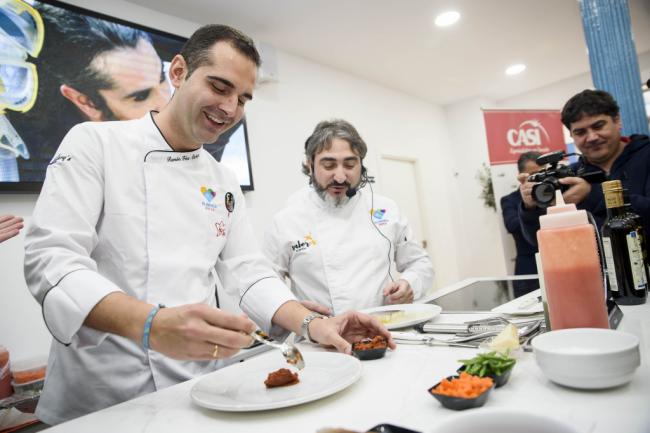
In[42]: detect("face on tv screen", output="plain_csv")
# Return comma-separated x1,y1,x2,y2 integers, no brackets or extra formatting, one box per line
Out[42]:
0,0,254,191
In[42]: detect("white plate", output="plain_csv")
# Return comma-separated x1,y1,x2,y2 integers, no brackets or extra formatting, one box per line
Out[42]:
190,351,361,412
359,303,442,330
491,289,543,315
429,408,580,433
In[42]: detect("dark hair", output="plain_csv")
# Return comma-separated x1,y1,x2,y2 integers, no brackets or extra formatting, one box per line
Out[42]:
301,119,368,176
14,3,152,129
8,4,153,179
38,4,151,116
517,151,542,173
180,24,260,77
561,89,620,129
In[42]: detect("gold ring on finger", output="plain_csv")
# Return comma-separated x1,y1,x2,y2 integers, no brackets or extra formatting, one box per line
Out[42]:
212,344,219,358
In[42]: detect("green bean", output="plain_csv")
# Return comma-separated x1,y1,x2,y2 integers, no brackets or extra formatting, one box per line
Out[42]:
458,351,516,377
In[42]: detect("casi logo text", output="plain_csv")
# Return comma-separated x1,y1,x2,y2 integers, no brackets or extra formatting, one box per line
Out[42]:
506,120,550,147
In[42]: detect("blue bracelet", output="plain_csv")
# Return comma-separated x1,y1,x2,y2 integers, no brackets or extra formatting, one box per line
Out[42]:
142,303,165,351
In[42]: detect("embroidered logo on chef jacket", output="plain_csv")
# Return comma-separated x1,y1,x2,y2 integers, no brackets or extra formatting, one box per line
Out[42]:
291,232,317,252
200,186,218,211
304,233,317,246
215,220,226,237
49,153,72,166
225,192,235,214
371,208,389,225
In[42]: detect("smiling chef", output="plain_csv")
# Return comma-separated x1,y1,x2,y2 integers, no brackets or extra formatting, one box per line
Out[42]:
23,24,393,425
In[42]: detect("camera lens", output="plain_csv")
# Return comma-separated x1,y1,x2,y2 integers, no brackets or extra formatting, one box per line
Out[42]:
532,182,556,205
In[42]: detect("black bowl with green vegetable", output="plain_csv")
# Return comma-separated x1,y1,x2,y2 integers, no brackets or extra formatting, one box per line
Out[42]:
457,351,516,388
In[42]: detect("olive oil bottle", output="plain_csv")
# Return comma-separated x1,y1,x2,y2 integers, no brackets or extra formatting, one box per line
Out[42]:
622,188,650,279
601,180,648,305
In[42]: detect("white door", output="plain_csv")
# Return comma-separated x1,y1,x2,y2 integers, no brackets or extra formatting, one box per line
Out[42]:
377,155,434,292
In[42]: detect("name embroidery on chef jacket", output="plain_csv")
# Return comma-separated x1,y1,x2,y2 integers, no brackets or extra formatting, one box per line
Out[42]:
371,208,389,226
200,186,219,211
291,232,317,252
167,154,200,162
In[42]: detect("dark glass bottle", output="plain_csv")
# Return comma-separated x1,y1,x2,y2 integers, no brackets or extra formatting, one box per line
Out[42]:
622,188,650,281
601,180,648,305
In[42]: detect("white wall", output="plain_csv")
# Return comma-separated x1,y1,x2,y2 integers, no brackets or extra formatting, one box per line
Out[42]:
0,197,42,360
0,0,459,360
243,51,460,288
442,97,509,279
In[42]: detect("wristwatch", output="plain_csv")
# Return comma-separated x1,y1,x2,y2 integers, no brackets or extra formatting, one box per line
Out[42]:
300,313,325,343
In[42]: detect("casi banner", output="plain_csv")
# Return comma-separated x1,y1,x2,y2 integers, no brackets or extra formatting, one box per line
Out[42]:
482,110,566,165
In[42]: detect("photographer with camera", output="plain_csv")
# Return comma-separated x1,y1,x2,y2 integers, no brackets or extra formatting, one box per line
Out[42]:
501,152,542,297
518,89,650,246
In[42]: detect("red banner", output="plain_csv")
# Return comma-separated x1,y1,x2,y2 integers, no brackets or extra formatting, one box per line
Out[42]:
483,110,566,165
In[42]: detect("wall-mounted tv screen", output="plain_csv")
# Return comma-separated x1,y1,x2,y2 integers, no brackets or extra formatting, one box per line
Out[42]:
0,0,255,192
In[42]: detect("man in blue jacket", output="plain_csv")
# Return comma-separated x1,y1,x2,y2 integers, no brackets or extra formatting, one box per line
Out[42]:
501,152,541,297
518,89,650,245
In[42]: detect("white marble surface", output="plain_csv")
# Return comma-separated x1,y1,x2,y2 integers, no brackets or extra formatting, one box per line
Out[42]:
42,303,650,433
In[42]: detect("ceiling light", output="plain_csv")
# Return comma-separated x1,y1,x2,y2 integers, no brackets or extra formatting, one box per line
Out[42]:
505,64,526,76
434,11,460,27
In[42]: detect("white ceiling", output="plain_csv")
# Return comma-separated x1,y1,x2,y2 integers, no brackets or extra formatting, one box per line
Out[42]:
127,0,650,106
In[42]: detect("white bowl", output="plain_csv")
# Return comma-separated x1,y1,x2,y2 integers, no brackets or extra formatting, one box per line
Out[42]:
532,328,640,389
429,409,580,433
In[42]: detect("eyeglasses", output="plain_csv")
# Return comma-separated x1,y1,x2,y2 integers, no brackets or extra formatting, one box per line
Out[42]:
0,0,44,58
0,56,37,113
0,1,42,113
0,0,41,173
0,113,29,159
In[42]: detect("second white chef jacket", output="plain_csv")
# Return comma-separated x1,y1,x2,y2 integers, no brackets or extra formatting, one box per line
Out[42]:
263,186,434,315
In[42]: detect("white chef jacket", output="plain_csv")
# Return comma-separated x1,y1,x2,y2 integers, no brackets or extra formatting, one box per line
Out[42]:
23,113,295,424
263,186,434,315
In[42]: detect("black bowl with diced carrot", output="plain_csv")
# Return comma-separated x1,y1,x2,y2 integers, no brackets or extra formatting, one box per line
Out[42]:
457,351,516,388
428,372,494,410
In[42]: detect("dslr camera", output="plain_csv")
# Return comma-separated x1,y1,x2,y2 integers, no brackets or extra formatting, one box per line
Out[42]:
527,151,605,207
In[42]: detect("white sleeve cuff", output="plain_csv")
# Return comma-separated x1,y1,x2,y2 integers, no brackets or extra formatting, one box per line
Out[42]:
239,277,296,333
42,269,122,346
400,273,423,300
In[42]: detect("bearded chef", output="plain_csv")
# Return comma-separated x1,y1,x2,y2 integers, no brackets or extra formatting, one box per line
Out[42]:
262,119,434,316
24,25,393,426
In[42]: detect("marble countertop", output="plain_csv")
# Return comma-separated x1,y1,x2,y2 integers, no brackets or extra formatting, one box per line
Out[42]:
41,302,650,433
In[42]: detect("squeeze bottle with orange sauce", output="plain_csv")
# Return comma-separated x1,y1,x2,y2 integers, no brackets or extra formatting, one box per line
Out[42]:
537,190,609,330
0,345,11,399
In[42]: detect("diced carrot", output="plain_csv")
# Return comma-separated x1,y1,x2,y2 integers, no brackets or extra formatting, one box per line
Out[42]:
430,372,493,399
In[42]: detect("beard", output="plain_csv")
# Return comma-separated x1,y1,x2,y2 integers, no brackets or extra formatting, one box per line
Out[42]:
312,176,356,208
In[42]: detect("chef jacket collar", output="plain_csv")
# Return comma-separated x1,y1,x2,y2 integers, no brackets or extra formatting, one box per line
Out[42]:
143,111,203,163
